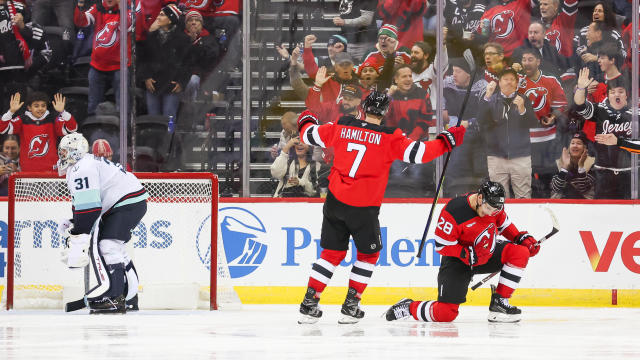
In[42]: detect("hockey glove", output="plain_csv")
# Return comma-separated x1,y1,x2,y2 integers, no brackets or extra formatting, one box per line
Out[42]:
62,233,91,268
514,231,540,257
437,126,466,151
460,246,478,267
297,110,319,133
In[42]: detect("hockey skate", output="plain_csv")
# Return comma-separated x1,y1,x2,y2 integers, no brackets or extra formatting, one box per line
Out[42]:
126,294,139,312
488,286,521,323
338,288,365,324
298,287,322,324
89,295,126,314
384,298,413,321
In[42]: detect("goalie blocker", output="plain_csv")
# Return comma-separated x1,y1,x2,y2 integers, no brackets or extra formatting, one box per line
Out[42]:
58,133,148,313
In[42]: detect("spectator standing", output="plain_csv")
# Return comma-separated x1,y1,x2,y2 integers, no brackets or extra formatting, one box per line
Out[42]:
183,10,221,101
310,52,361,106
302,33,348,79
537,0,577,59
0,135,20,196
550,131,595,199
443,58,489,196
443,0,488,57
511,21,572,81
589,43,625,104
74,0,138,115
0,0,43,110
411,41,449,109
387,64,435,141
574,21,619,84
32,0,75,41
1,92,78,172
482,42,508,84
478,69,539,198
139,4,190,119
358,24,411,75
574,68,631,199
518,48,567,198
333,0,377,60
574,1,626,66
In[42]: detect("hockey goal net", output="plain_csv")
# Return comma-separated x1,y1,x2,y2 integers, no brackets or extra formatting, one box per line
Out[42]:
1,172,240,310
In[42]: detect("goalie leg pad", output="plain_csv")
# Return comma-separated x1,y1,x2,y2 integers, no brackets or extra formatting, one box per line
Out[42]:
99,239,126,265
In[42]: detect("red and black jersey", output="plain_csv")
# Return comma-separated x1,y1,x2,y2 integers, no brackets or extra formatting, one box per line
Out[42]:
0,110,78,172
518,72,567,143
386,85,435,140
542,0,577,58
434,194,520,266
377,0,427,49
478,0,533,57
299,115,450,207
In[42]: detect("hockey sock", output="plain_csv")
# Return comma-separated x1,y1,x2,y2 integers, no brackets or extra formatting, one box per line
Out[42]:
409,301,459,322
497,242,530,298
348,252,379,298
124,260,139,301
307,249,347,297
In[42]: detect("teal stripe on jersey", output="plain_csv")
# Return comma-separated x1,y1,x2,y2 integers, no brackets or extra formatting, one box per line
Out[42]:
72,189,102,210
114,192,149,208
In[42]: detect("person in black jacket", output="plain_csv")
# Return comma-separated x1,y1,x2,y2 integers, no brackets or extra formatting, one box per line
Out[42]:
139,4,190,119
478,68,539,198
182,10,220,102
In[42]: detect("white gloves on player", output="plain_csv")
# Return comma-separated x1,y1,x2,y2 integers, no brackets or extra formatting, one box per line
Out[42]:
61,233,90,268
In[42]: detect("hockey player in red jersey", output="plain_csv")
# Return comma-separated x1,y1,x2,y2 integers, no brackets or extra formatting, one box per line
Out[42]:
385,180,541,323
1,92,78,172
296,91,466,324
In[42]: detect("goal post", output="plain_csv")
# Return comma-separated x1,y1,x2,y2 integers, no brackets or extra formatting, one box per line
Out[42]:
3,171,239,310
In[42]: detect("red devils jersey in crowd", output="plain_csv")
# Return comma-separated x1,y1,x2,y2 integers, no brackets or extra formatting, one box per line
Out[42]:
518,72,567,143
434,194,520,266
74,0,143,71
305,86,365,124
299,115,449,207
542,0,577,58
386,86,435,140
478,0,533,57
377,0,427,49
0,110,78,171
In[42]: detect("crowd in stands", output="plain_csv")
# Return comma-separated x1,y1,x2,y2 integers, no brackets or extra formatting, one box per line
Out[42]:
270,0,639,199
1,0,640,199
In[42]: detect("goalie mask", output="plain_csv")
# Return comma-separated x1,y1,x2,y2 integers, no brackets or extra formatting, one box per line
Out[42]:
57,133,89,175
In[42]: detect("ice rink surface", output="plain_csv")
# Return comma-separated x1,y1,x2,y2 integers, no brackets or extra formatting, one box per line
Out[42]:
1,305,639,360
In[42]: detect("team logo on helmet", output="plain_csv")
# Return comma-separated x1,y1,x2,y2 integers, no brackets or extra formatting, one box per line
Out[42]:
198,207,268,278
524,87,549,112
491,11,515,39
28,134,50,158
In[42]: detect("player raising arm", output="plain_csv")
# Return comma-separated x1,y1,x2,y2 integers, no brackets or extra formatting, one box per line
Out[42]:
57,133,148,314
297,90,466,324
384,180,541,323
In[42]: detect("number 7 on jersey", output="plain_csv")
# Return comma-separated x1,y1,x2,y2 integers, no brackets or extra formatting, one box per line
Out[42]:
346,142,367,178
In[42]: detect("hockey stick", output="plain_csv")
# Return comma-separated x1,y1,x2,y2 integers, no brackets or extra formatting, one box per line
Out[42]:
417,49,477,258
470,207,560,290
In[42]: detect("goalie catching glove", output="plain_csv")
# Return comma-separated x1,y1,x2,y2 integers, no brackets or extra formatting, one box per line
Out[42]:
437,126,466,151
60,233,91,268
514,231,540,257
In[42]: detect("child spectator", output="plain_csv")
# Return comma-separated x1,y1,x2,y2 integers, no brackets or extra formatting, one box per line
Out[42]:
1,92,77,172
0,134,20,196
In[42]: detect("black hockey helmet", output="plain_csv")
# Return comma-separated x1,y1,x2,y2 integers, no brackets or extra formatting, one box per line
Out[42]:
478,180,505,210
362,90,391,117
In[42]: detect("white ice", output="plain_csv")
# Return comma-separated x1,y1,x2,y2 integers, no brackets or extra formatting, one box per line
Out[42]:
1,305,639,360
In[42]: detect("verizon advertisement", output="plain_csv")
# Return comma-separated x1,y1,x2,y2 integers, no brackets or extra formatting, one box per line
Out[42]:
1,201,639,295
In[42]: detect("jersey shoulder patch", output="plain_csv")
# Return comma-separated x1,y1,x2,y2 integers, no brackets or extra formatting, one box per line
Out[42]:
444,196,477,225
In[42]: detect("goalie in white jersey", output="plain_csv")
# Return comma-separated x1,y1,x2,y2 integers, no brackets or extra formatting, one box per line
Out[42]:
57,133,148,313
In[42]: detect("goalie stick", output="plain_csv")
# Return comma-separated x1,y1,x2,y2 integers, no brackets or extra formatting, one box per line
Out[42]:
470,207,560,291
417,49,477,258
